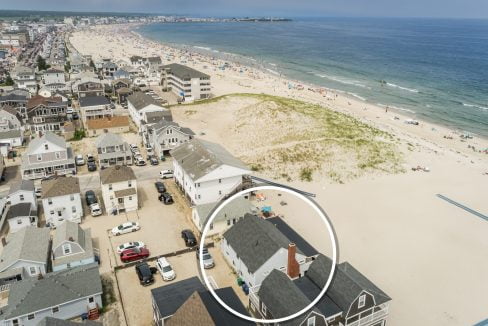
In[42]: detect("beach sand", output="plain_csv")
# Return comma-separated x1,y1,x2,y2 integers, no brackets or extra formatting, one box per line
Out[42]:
70,24,488,326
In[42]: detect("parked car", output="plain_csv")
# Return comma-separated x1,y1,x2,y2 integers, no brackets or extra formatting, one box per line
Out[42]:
156,257,176,281
129,144,138,151
86,154,95,163
149,156,159,165
75,154,85,166
111,222,140,236
159,192,174,205
159,169,174,179
199,250,215,269
87,161,97,172
117,241,145,254
72,112,79,120
35,187,42,198
154,182,166,193
135,262,154,286
135,157,146,166
90,203,102,217
181,229,197,247
120,247,149,263
85,190,97,206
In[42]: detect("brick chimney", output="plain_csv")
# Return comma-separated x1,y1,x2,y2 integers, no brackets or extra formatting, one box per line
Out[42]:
287,243,300,279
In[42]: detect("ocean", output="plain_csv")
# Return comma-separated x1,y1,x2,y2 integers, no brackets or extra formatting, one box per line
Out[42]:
137,17,488,137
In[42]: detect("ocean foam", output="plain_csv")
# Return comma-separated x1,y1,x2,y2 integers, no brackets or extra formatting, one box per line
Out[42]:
386,82,419,93
314,73,368,89
463,103,488,111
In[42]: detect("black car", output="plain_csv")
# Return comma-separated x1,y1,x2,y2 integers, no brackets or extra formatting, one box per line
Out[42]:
72,112,79,120
154,182,166,193
87,161,97,172
85,190,97,206
159,192,174,205
181,229,197,247
135,262,154,286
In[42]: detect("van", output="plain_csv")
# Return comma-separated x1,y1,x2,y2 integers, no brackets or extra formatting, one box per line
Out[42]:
156,257,176,281
159,170,174,179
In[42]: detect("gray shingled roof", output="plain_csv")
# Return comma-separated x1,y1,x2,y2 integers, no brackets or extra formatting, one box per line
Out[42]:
42,176,80,198
0,129,22,140
1,263,102,319
0,226,50,272
259,270,311,318
153,120,194,136
195,196,255,230
163,63,209,79
127,92,163,111
170,139,248,181
79,96,110,107
95,132,124,148
145,110,172,123
307,255,391,311
52,222,94,268
99,165,136,184
8,179,35,195
6,202,36,219
27,132,67,153
223,214,302,273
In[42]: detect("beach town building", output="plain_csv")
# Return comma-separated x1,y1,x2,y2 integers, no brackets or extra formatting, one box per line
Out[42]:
127,91,169,129
100,165,138,214
0,226,50,284
96,132,133,168
26,95,68,134
13,67,37,94
38,317,101,326
129,55,146,68
249,254,391,326
6,203,38,233
0,108,23,155
116,87,132,105
150,276,250,326
21,132,76,180
0,264,102,326
86,116,130,137
41,176,83,228
51,221,96,272
78,96,113,123
113,69,131,80
146,120,194,157
76,80,104,98
192,196,256,237
8,180,36,209
222,214,318,288
162,63,211,101
144,56,163,85
42,68,66,85
0,92,29,120
171,138,251,206
112,78,131,92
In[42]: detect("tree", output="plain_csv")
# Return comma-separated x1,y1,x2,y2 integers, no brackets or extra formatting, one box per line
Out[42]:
36,55,50,71
4,74,14,86
64,61,71,73
89,59,95,69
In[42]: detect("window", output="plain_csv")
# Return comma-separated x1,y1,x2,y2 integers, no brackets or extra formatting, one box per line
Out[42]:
109,184,112,190
219,190,222,195
89,297,94,303
358,294,366,309
52,306,59,313
307,316,316,326
29,266,37,275
227,219,231,226
70,194,74,201
72,206,76,213
55,152,60,159
63,244,72,255
48,199,53,205
129,196,132,201
50,210,54,215
12,320,19,326
19,194,24,201
37,154,42,161
17,218,22,225
44,144,49,150
27,314,35,320
128,181,132,187
218,179,222,183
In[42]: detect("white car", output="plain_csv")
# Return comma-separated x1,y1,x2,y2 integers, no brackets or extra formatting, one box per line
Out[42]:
156,257,176,281
90,203,102,217
75,154,85,166
159,170,174,179
111,222,140,236
129,144,138,151
116,241,145,254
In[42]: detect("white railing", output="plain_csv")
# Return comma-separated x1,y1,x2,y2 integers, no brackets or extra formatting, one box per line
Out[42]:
248,286,260,311
347,308,388,326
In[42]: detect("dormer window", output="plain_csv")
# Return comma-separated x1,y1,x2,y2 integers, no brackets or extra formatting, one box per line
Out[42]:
307,316,316,326
44,144,48,150
358,294,366,309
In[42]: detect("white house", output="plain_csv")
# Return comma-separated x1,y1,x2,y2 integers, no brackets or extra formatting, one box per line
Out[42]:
8,179,36,209
0,108,23,155
0,264,103,326
0,226,50,283
78,96,113,123
171,139,251,206
221,214,317,288
51,221,96,272
41,176,83,228
161,63,211,101
6,203,38,233
192,196,256,237
13,68,37,94
42,68,66,85
100,165,138,214
127,92,168,129
146,120,194,157
21,132,76,180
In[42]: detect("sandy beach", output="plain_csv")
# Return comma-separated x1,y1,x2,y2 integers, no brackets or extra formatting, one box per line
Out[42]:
70,24,488,326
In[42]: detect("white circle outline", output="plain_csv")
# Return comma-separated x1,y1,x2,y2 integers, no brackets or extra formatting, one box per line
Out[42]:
199,185,338,324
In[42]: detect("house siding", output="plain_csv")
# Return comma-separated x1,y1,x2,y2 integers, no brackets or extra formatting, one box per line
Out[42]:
42,193,83,227
101,180,138,214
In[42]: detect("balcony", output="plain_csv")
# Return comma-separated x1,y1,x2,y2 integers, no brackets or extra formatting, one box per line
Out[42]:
248,285,260,312
347,306,389,326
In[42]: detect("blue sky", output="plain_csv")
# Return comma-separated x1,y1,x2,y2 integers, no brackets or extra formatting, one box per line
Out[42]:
2,0,488,19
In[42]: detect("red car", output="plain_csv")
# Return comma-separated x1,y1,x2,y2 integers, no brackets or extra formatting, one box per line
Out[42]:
120,247,150,263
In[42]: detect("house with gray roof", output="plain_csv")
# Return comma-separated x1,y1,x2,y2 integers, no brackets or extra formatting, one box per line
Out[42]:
41,176,83,228
0,93,29,120
95,132,132,168
249,254,391,326
221,214,317,288
162,63,211,101
26,95,68,134
0,263,102,326
146,120,194,157
100,165,137,214
192,196,256,237
8,179,36,209
6,202,38,233
127,92,168,129
51,221,96,272
21,132,76,180
170,138,250,206
0,226,50,285
78,96,113,123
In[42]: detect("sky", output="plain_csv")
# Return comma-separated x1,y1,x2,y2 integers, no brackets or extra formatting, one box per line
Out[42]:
2,0,488,19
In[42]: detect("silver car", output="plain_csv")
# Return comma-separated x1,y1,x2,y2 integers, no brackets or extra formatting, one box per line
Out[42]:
202,252,215,269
